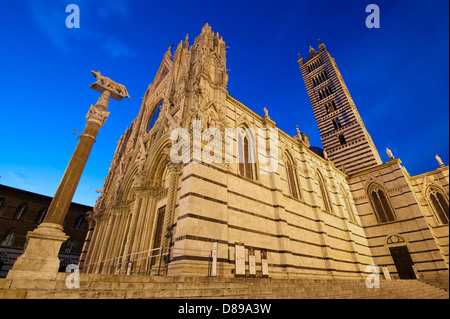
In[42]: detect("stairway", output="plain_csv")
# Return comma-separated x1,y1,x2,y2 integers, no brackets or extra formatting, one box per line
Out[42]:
420,275,449,291
0,274,448,299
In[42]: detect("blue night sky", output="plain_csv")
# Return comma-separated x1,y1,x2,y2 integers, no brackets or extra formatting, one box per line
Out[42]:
0,0,448,206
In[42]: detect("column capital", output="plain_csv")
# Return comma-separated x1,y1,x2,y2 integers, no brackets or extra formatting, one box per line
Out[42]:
167,162,184,175
133,177,163,190
86,104,110,127
161,147,184,175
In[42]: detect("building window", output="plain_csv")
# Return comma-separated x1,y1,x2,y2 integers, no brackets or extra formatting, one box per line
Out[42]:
369,185,396,223
0,197,5,215
307,58,322,73
13,202,28,220
285,153,300,199
332,118,342,130
428,188,449,224
338,134,346,145
317,172,333,213
341,185,357,223
312,71,328,87
34,207,48,224
74,214,85,230
318,85,333,100
1,232,16,247
325,101,336,114
237,131,257,181
65,240,78,253
148,100,163,132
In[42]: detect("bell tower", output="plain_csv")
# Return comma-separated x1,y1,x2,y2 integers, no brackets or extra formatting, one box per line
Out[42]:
298,40,382,175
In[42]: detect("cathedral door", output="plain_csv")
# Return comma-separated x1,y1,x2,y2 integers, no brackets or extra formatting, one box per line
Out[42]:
151,206,166,266
389,246,416,279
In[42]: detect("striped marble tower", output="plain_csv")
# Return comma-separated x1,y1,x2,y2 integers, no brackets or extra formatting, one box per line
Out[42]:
298,40,382,175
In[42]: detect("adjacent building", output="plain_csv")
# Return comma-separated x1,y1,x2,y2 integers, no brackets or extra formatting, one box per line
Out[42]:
0,184,91,277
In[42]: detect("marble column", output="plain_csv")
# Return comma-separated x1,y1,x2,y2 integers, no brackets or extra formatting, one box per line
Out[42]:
155,161,183,271
77,211,96,272
120,186,146,273
7,73,128,282
95,213,115,274
161,163,183,247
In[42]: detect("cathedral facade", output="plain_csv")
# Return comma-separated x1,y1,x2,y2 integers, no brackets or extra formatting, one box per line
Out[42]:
81,24,449,282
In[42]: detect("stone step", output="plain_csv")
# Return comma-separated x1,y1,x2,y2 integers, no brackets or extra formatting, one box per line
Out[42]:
47,281,422,294
10,277,406,291
2,274,448,299
22,282,448,300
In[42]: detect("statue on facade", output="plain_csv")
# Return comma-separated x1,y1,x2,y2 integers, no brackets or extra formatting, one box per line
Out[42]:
386,147,394,160
435,154,445,167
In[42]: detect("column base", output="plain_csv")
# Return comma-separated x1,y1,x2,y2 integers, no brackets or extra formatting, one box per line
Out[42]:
7,223,68,281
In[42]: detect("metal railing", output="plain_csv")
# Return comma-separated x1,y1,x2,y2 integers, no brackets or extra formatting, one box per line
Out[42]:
82,246,213,276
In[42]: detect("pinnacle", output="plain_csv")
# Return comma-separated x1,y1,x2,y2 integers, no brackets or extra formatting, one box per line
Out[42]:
202,22,212,32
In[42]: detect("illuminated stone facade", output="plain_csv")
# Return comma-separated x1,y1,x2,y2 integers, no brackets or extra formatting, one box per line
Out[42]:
83,25,448,282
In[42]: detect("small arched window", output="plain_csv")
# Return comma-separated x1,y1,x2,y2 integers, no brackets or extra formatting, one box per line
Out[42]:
74,214,85,230
0,197,5,215
332,118,342,130
148,100,163,132
341,185,357,223
285,153,300,199
65,240,78,253
1,232,16,247
34,207,48,224
338,134,346,146
317,172,333,213
325,101,336,114
369,184,396,223
13,202,28,220
237,128,257,180
428,188,449,225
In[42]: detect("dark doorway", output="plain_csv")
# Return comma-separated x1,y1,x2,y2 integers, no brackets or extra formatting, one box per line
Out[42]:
389,246,416,279
151,206,166,267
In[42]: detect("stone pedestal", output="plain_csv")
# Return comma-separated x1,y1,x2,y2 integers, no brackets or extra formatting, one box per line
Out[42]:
7,223,68,281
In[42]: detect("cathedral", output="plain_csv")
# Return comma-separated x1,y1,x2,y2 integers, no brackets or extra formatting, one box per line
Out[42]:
81,24,449,283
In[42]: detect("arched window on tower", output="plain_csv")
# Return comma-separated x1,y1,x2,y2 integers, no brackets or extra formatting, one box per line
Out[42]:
13,202,28,220
332,118,342,130
428,187,449,225
317,172,333,213
325,101,336,114
368,184,396,223
338,134,346,146
285,152,300,199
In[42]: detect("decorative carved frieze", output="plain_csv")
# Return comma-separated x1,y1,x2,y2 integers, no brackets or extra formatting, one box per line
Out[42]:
155,188,168,200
